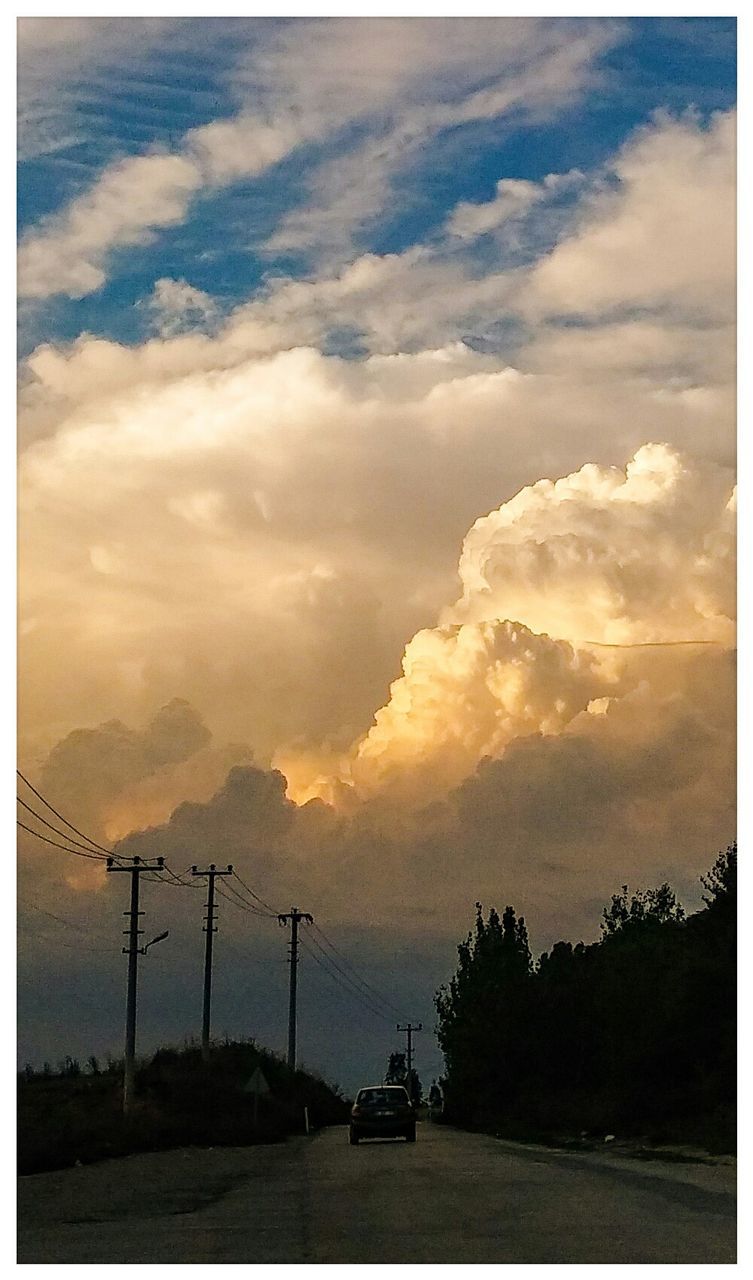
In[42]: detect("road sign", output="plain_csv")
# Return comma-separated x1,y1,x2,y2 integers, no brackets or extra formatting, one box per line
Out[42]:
244,1066,270,1096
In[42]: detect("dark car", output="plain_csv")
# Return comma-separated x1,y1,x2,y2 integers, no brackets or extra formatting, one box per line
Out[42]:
349,1085,416,1144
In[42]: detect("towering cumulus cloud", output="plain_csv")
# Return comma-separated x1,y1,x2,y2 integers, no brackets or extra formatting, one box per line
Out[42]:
309,444,736,803
350,622,602,797
449,443,735,646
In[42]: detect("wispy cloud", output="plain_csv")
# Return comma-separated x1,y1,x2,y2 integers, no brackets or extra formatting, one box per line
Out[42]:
18,17,621,300
263,21,618,264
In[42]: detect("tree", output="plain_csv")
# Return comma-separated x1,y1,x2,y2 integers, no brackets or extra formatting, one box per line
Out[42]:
435,901,532,1122
601,883,685,935
385,1051,407,1084
701,842,736,908
434,848,736,1150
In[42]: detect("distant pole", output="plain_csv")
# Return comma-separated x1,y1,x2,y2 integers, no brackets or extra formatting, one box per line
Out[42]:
397,1022,423,1101
107,856,165,1113
192,864,233,1062
278,908,313,1069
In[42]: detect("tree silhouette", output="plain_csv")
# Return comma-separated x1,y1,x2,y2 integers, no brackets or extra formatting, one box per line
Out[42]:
385,1051,407,1084
435,846,736,1151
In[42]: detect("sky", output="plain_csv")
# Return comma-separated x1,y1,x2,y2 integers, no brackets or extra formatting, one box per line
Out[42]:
17,15,736,1091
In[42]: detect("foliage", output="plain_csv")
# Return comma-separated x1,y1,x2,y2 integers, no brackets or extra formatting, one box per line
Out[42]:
384,1051,421,1102
18,1038,350,1175
435,845,736,1152
701,844,737,907
600,883,685,934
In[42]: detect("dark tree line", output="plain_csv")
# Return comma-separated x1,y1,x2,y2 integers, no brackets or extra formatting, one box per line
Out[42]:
435,845,736,1151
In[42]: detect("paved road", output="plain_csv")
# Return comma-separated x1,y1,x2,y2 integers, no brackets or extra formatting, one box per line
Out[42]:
18,1123,736,1264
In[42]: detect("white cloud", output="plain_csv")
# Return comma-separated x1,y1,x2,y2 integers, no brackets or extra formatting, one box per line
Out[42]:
450,443,736,647
147,278,218,337
313,443,735,805
447,171,583,240
18,17,619,298
185,115,304,186
17,98,735,794
350,620,604,798
265,23,614,262
524,109,736,320
16,17,177,163
236,110,737,360
18,153,204,300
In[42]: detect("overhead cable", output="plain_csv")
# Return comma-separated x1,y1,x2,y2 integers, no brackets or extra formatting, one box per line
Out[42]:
17,820,106,861
17,771,121,859
310,921,408,1020
300,931,393,1023
17,797,113,859
231,869,279,916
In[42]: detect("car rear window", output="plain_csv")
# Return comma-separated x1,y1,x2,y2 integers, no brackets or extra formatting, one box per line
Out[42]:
356,1087,409,1105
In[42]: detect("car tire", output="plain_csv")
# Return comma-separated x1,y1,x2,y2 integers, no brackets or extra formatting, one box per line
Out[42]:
405,1128,416,1142
349,1128,359,1145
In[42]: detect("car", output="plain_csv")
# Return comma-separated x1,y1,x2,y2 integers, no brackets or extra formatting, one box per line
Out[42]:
349,1084,416,1144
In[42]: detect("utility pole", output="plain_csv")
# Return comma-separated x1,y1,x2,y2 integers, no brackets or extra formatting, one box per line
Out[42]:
397,1022,423,1102
191,863,233,1061
278,907,313,1070
107,856,168,1114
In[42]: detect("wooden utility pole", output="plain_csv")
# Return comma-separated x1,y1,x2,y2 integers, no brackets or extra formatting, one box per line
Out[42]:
278,908,313,1070
397,1022,423,1102
107,856,167,1113
191,863,233,1061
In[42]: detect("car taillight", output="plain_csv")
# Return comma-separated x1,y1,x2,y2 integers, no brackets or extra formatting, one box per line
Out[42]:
352,1106,362,1116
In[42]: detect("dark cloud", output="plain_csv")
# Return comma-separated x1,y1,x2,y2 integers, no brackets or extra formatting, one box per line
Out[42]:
39,698,211,835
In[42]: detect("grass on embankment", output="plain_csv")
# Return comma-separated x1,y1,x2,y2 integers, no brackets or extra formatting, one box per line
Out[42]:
18,1039,350,1175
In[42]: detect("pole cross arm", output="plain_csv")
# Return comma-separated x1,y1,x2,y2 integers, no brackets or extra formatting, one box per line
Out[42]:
107,857,164,872
278,910,314,925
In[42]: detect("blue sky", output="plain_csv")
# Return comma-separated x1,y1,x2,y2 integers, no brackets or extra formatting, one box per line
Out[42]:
18,17,736,353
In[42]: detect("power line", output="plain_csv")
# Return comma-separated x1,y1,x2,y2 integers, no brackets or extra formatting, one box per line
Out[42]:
219,931,281,978
304,931,390,1018
300,931,394,1024
18,924,119,957
215,879,271,918
583,639,725,649
17,797,111,859
17,771,121,859
17,775,427,1076
298,931,396,1029
310,921,408,1020
223,878,276,917
297,933,392,1037
18,897,115,945
156,865,200,889
231,869,279,916
17,820,106,861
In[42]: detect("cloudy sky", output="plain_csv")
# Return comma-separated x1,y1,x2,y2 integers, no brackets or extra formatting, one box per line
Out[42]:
17,16,736,1089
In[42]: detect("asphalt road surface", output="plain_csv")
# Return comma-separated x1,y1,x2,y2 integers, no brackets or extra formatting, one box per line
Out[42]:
18,1123,736,1264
